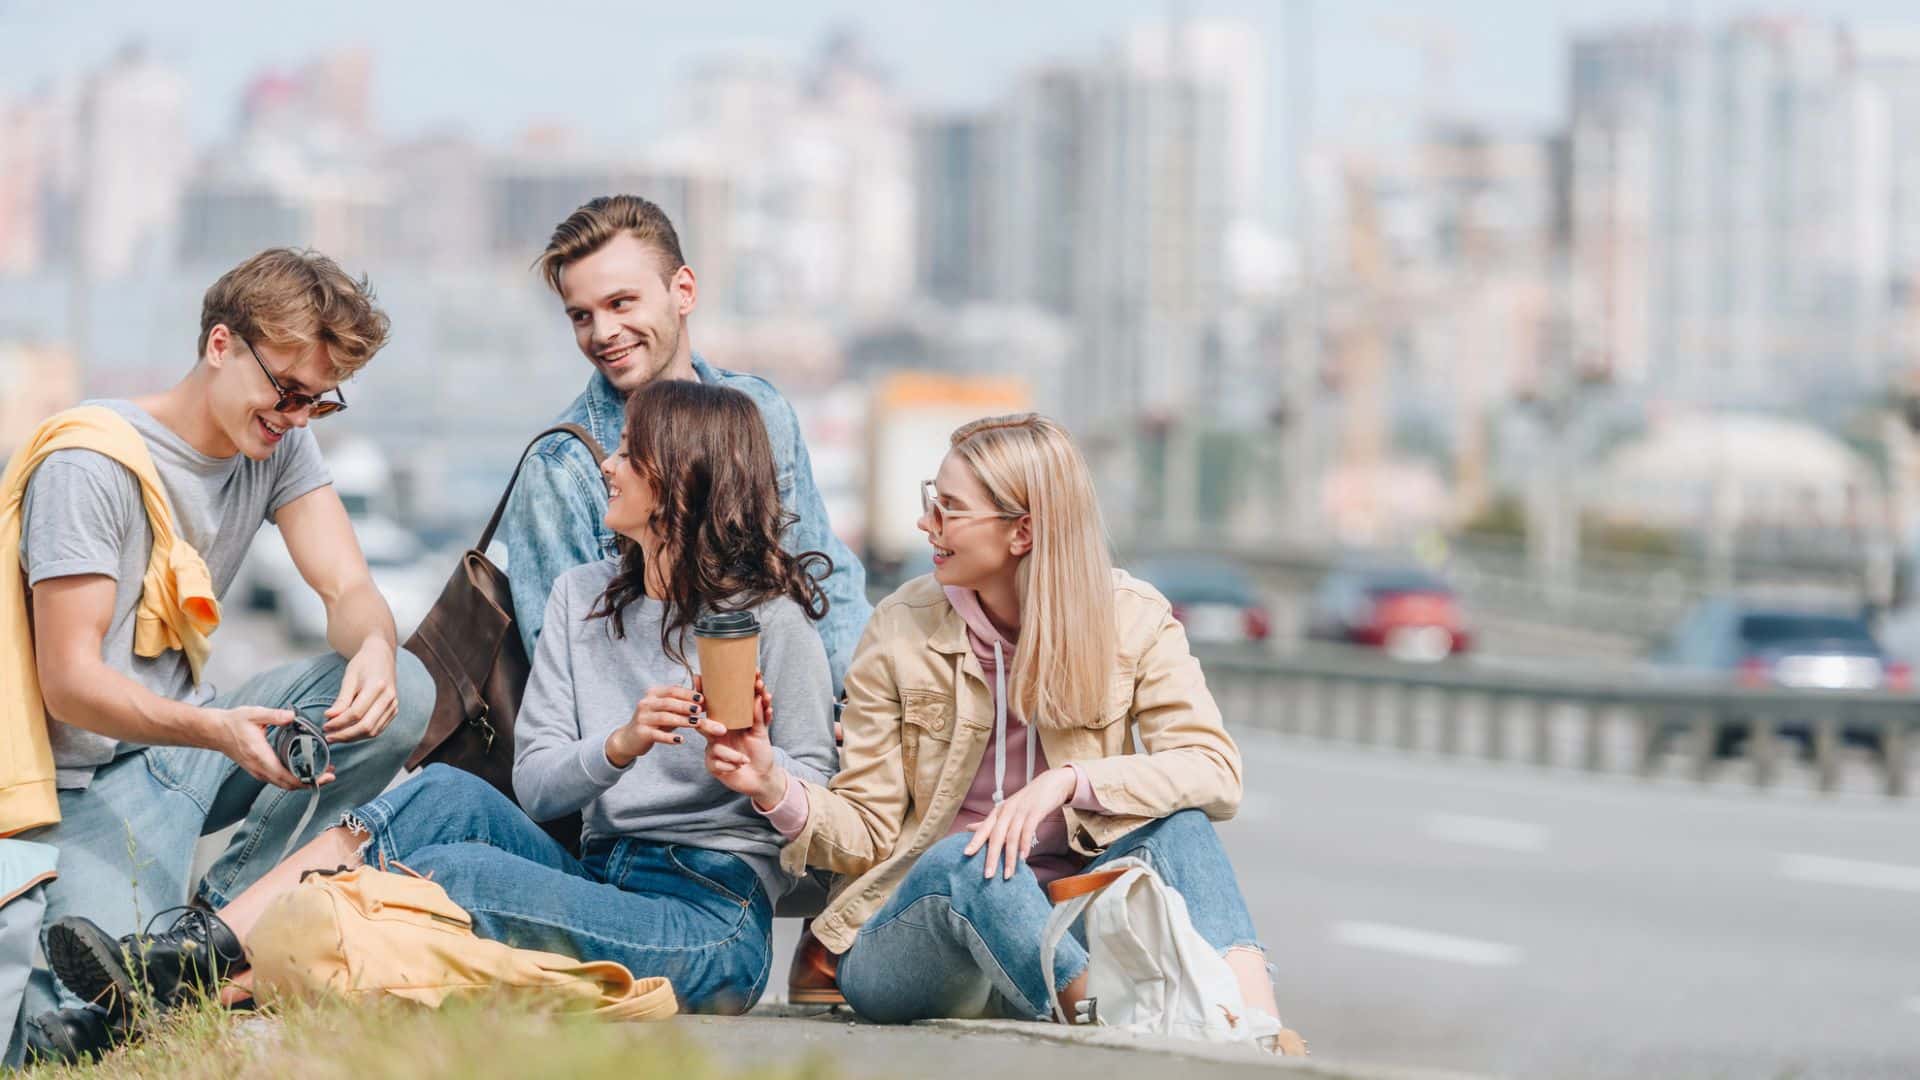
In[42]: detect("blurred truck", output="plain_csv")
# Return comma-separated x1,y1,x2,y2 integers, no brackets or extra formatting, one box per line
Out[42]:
862,372,1030,591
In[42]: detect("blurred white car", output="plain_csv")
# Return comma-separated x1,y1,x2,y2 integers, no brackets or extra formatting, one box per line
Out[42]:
278,518,442,644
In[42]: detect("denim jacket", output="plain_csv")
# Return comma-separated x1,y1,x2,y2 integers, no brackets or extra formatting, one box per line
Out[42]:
497,356,870,693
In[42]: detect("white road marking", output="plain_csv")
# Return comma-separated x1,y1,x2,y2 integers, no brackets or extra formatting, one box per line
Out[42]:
1777,854,1920,894
1331,921,1523,968
1420,812,1549,853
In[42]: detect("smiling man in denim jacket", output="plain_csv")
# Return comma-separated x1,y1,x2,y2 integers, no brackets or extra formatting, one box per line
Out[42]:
498,195,869,691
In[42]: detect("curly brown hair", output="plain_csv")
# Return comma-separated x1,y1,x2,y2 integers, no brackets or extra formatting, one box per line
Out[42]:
588,380,830,666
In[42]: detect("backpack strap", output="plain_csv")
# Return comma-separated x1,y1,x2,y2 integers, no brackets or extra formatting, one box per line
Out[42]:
474,423,607,553
1041,857,1154,1026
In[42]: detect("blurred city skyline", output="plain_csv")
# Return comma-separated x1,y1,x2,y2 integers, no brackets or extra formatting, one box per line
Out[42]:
6,1,1920,585
6,0,1920,227
8,15,1920,1075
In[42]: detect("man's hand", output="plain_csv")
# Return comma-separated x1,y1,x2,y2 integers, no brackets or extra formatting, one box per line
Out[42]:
211,705,335,791
324,639,400,743
700,673,784,807
963,766,1078,880
604,684,703,768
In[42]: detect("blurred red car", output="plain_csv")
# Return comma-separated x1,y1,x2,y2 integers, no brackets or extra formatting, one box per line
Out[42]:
1133,556,1272,646
1305,563,1471,661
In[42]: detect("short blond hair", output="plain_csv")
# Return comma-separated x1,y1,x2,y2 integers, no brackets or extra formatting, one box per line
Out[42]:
535,195,686,293
197,248,391,382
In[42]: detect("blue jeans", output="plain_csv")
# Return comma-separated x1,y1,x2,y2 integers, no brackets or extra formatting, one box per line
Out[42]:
350,765,773,1016
836,809,1263,1023
15,651,433,1025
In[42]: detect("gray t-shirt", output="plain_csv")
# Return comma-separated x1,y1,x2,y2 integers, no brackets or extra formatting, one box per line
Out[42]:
511,558,839,903
19,399,332,787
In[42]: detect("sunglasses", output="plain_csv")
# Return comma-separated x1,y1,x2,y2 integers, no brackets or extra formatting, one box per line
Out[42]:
242,337,347,418
920,479,1023,531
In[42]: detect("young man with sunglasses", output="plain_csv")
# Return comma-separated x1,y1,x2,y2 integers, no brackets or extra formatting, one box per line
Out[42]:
8,249,434,1064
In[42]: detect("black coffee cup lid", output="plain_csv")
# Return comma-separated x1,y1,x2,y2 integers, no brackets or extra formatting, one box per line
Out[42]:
694,610,760,638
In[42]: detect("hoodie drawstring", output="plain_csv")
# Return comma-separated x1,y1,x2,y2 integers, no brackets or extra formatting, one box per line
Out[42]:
992,640,1007,804
990,639,1037,806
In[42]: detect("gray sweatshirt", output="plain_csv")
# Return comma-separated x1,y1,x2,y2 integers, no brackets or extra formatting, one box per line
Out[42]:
511,557,838,902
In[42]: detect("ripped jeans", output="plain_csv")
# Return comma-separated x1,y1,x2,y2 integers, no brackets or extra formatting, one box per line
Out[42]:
835,809,1264,1023
347,765,773,1015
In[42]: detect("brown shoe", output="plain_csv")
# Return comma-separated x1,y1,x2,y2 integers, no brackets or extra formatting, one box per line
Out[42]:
1265,1028,1310,1056
787,921,844,1006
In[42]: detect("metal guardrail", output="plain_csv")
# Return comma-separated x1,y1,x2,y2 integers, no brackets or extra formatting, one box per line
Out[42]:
1199,648,1918,798
1127,536,1873,645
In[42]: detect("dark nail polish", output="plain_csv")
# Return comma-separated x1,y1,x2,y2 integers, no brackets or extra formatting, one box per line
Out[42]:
692,693,703,703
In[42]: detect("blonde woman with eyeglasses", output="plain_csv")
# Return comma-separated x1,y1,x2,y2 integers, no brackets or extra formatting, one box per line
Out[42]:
700,413,1304,1054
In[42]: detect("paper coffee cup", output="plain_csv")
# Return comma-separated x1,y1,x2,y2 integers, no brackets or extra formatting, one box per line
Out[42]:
693,610,760,731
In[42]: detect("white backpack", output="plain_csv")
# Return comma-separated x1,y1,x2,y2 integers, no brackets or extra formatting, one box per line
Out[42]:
1040,857,1283,1046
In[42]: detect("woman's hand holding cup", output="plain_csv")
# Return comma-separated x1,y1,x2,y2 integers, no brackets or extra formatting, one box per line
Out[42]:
605,684,704,768
699,672,785,808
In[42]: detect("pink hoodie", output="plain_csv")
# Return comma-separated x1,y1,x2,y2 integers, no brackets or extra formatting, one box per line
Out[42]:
759,586,1106,884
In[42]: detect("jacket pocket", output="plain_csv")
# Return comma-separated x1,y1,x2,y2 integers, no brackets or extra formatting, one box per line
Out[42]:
1086,668,1134,731
899,689,955,797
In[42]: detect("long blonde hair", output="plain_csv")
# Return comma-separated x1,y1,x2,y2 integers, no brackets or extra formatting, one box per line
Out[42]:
949,414,1115,730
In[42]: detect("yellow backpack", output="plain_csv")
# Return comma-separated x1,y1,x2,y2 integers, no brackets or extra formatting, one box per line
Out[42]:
247,863,677,1022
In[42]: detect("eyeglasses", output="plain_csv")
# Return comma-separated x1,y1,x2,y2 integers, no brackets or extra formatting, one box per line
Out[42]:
242,338,347,418
921,479,1023,531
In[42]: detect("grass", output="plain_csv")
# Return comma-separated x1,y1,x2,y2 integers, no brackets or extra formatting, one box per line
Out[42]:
24,995,843,1080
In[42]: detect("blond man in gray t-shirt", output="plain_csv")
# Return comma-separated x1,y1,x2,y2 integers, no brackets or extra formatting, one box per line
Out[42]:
10,250,435,1066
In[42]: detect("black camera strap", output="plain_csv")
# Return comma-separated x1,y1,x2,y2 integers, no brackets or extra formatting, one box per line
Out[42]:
270,717,332,864
278,785,323,865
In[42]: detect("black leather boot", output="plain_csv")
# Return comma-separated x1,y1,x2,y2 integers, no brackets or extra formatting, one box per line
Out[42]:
22,1004,122,1064
45,907,248,1023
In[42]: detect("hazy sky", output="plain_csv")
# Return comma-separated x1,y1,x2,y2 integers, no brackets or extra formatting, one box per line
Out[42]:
6,0,1920,218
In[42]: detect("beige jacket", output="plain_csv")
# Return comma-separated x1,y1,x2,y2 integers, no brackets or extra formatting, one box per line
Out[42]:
780,570,1243,953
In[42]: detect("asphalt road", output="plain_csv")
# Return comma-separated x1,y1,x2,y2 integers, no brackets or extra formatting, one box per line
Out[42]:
1208,732,1920,1079
213,609,1919,1077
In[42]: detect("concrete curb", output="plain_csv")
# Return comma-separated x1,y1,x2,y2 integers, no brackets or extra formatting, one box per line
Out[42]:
733,1005,1491,1080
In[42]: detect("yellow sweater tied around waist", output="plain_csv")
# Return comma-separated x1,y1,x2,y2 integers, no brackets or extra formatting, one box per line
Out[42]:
0,405,221,836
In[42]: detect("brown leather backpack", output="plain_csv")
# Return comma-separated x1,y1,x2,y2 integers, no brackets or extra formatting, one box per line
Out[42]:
403,423,605,851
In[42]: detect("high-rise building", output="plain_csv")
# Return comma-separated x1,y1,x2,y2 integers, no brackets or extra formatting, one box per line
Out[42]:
995,66,1086,318
0,94,52,274
658,32,914,320
236,49,373,149
1568,19,1896,404
70,44,190,279
1118,20,1267,222
177,178,310,266
903,22,1255,430
1070,41,1234,426
179,52,392,267
1855,28,1920,323
377,135,491,266
912,112,999,304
